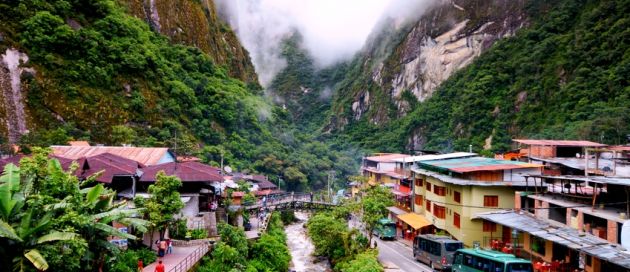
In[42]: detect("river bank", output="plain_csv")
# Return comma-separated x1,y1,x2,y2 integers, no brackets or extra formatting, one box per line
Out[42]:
285,211,331,272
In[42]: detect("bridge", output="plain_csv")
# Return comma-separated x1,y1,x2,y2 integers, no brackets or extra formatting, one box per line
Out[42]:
242,192,338,212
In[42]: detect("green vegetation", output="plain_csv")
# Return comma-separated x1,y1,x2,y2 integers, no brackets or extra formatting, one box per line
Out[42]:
0,148,150,271
0,0,359,191
107,248,156,272
332,0,630,153
134,171,184,247
360,186,395,245
196,212,291,272
306,196,385,271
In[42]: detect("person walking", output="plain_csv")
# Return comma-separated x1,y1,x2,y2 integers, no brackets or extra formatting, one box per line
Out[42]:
137,259,143,272
158,240,167,257
309,192,313,202
166,239,173,254
154,260,165,272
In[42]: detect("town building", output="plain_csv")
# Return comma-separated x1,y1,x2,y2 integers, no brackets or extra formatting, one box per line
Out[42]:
473,139,630,271
409,156,543,246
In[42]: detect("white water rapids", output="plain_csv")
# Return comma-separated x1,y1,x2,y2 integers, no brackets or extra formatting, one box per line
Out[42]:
285,211,331,272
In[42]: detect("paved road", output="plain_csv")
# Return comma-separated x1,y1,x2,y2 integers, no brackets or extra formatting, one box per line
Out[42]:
348,216,432,272
376,237,433,272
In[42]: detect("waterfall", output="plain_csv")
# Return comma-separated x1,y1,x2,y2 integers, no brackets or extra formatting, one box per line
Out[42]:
0,48,29,143
148,0,162,32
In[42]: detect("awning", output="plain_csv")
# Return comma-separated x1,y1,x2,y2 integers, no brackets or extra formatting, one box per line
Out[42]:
386,206,407,216
392,189,410,197
397,212,431,230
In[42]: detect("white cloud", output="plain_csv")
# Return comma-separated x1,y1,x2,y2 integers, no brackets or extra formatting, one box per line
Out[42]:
217,0,432,87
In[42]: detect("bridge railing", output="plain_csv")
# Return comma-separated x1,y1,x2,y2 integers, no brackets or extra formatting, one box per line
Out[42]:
167,243,210,272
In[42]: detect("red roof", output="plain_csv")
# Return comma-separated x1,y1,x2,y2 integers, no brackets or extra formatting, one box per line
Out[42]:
610,146,630,151
513,139,606,147
139,161,222,183
231,191,245,197
80,153,143,183
52,145,172,165
365,154,410,163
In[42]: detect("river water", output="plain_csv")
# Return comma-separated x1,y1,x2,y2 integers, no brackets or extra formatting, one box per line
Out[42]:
285,212,331,272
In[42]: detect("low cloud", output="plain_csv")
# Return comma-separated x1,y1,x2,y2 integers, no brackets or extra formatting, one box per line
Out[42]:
217,0,434,87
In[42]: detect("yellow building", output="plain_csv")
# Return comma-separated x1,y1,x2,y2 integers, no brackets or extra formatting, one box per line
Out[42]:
410,156,542,247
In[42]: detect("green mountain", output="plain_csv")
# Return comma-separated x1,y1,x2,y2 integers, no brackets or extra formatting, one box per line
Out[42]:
273,0,630,153
0,0,357,191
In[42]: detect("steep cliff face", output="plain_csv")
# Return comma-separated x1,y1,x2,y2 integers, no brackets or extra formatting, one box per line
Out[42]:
330,0,529,129
121,0,258,83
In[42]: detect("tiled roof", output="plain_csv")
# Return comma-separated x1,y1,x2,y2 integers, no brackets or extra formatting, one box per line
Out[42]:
420,157,542,173
365,154,410,163
52,145,172,165
80,153,143,183
514,139,607,147
139,161,222,183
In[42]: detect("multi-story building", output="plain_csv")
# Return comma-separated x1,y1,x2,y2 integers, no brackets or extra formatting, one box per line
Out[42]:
473,139,630,272
362,153,413,218
409,155,543,246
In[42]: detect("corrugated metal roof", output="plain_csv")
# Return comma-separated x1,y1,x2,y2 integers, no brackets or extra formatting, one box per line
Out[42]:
610,146,630,151
139,161,223,183
68,141,90,146
420,157,542,173
411,167,532,186
365,154,410,163
392,152,477,163
475,210,630,269
514,139,607,147
387,206,407,216
80,153,143,183
52,145,172,166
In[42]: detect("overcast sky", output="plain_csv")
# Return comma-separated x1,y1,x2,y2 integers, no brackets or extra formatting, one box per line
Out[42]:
216,0,431,86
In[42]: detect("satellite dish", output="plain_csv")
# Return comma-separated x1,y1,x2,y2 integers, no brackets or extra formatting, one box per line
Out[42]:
224,166,233,173
621,220,630,250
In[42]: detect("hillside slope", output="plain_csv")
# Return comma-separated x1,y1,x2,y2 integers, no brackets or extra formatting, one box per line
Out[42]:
0,0,357,190
335,0,630,152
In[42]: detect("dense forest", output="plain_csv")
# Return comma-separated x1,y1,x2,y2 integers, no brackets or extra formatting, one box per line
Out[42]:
0,0,359,191
330,0,630,153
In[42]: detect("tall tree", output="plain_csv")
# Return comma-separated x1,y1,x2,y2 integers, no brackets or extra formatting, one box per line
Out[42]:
135,171,184,247
361,186,394,246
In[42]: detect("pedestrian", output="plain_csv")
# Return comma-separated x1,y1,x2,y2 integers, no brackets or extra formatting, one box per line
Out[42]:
309,192,313,202
159,240,167,257
154,260,165,272
137,259,143,272
374,240,378,248
166,238,173,254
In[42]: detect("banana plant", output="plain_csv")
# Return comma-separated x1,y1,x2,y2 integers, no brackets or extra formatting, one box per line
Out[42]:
0,163,81,272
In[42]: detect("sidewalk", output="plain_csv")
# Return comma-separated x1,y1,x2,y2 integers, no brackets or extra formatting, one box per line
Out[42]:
143,245,203,272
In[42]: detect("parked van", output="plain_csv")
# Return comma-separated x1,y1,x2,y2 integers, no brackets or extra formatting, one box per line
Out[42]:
413,234,463,271
374,218,397,240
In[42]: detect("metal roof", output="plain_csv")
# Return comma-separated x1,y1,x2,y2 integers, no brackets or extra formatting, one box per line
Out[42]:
80,153,143,183
139,161,223,183
365,154,410,163
52,145,172,166
411,167,532,186
419,157,542,173
475,210,630,269
610,146,630,151
392,152,477,163
525,174,630,187
387,206,408,216
513,139,607,147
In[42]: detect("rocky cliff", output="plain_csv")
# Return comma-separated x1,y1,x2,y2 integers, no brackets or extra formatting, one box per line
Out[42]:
329,0,529,129
120,0,258,83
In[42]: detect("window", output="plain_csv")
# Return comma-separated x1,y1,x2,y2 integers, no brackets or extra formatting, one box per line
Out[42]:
454,212,461,228
454,191,461,203
434,204,446,219
484,195,499,207
414,195,423,205
426,182,432,192
415,178,423,187
434,186,446,196
531,236,546,256
426,200,432,212
483,220,497,232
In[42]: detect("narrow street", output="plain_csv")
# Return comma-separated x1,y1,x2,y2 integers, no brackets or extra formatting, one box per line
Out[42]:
376,238,432,272
349,215,432,272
